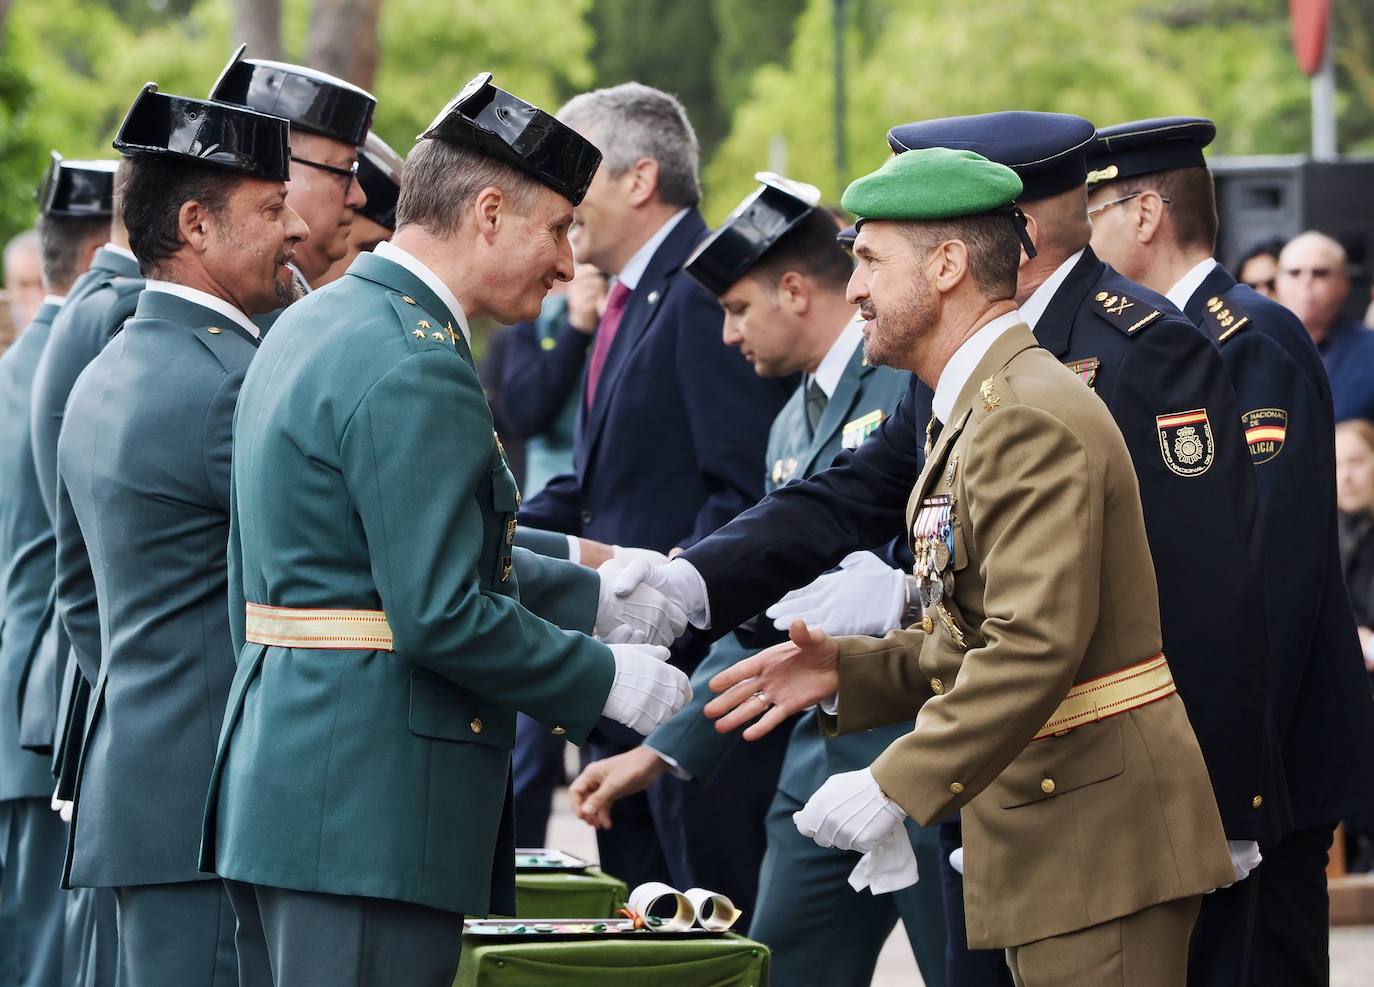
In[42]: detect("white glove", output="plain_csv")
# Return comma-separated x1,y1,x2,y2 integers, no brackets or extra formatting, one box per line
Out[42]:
605,556,711,629
602,644,693,735
1227,840,1262,883
948,846,965,875
767,552,906,636
612,545,671,566
794,768,906,852
595,563,689,646
848,827,920,894
50,792,73,823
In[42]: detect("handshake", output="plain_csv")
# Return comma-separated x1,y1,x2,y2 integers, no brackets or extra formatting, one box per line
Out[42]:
589,550,706,737
588,552,708,736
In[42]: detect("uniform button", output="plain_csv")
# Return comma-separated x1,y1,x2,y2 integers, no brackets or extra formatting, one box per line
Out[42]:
949,782,964,795
1041,778,1056,795
551,726,566,736
206,326,222,334
920,615,934,634
930,677,944,695
402,295,417,305
580,510,593,525
470,718,483,734
1252,795,1263,809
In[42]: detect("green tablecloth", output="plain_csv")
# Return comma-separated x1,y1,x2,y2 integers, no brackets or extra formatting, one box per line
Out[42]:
513,868,628,919
454,933,770,987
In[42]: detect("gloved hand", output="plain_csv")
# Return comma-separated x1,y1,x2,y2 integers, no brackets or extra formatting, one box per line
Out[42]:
604,556,711,630
50,792,73,823
848,827,920,895
595,563,689,646
612,545,671,566
794,768,906,852
767,552,906,636
602,644,693,735
1227,840,1262,883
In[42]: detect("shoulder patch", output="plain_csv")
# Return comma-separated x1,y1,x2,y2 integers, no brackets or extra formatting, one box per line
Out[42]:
1090,289,1161,336
1200,293,1250,343
1241,407,1287,464
386,291,454,350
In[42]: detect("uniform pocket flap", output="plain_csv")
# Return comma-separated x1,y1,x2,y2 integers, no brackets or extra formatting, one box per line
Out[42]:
951,523,968,571
407,667,515,749
996,718,1124,808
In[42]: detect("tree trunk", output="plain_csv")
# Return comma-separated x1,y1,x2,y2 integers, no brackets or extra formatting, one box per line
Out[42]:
233,0,283,60
305,0,383,91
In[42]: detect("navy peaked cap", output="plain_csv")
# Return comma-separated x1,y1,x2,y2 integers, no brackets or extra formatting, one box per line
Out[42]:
1086,117,1216,187
887,111,1096,202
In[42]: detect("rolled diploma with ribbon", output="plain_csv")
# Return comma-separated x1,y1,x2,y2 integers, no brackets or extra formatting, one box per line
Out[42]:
684,888,742,931
626,882,695,931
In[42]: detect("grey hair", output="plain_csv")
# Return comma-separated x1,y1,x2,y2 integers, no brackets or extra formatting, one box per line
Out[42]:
558,83,700,207
395,139,542,236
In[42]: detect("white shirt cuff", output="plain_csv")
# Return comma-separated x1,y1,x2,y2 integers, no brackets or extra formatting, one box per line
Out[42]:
820,694,840,716
646,744,692,780
565,534,581,565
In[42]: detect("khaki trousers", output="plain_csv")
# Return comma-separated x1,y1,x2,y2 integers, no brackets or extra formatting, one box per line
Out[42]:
1006,895,1202,987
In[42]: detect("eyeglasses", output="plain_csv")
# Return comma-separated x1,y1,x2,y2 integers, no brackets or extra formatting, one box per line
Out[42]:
1087,191,1171,218
290,155,360,189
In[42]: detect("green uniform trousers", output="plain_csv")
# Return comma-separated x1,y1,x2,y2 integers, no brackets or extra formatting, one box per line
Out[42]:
0,798,65,987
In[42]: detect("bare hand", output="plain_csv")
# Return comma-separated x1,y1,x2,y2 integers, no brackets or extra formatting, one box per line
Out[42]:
568,747,670,829
567,263,608,334
704,620,839,741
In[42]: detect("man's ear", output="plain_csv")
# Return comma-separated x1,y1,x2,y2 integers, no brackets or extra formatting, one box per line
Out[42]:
934,239,970,293
1018,211,1040,270
1135,190,1167,245
777,270,810,315
178,199,215,253
473,185,505,243
626,157,660,209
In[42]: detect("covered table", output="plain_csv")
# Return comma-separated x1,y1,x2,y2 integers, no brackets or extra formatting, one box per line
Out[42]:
513,867,628,920
453,931,770,987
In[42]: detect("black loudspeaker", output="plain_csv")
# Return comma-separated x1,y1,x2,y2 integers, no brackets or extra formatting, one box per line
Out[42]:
1212,155,1374,323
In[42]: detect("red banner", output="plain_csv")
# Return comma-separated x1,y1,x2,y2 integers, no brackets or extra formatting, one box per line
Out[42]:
1290,0,1331,77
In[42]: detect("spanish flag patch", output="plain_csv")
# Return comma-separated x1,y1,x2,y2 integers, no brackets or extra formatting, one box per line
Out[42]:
1241,408,1287,465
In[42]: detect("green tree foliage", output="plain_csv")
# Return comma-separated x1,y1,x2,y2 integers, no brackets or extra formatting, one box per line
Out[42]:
705,0,1314,220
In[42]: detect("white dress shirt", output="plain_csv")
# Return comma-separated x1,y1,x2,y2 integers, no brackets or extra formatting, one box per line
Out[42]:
1018,248,1085,331
614,209,690,290
931,309,1026,424
1165,257,1219,312
101,242,138,264
812,316,865,399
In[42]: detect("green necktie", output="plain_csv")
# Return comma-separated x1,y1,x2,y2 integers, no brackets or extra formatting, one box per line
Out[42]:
805,377,827,433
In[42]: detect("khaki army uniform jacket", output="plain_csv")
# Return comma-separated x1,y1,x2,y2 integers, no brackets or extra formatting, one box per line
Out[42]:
824,324,1234,949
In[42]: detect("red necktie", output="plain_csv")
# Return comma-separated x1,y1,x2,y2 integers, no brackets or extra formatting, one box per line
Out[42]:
585,280,632,409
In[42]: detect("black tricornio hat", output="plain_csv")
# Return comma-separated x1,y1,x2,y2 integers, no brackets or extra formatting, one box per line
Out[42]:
419,72,602,206
685,172,822,297
1085,117,1217,188
113,83,291,182
38,152,117,217
210,45,376,147
887,111,1097,202
356,132,404,230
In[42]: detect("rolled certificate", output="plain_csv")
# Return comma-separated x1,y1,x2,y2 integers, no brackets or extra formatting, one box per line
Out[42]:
626,882,695,931
685,888,741,931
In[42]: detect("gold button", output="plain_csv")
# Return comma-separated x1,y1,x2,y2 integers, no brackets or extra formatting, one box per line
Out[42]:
920,615,934,634
470,718,483,734
1041,778,1056,795
1252,795,1263,809
206,326,222,334
949,782,964,795
930,677,944,695
402,295,417,305
551,726,566,736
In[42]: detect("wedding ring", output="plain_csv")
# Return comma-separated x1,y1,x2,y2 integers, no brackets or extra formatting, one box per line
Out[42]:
752,690,771,706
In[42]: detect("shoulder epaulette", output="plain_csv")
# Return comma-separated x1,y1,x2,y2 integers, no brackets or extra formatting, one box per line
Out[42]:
385,291,458,350
1199,292,1250,344
193,321,256,370
1089,289,1162,336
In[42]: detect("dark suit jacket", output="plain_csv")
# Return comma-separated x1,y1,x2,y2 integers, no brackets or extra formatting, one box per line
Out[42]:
683,248,1287,842
56,290,257,887
519,209,792,553
1186,265,1374,833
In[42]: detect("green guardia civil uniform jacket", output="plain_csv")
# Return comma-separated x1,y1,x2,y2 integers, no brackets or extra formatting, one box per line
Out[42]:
200,250,616,918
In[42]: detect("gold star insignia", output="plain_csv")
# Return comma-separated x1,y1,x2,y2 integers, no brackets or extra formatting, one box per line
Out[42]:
413,328,426,338
980,378,1000,412
431,331,446,342
446,323,459,343
418,319,431,330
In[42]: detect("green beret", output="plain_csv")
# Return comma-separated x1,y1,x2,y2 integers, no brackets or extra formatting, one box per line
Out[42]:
840,147,1023,223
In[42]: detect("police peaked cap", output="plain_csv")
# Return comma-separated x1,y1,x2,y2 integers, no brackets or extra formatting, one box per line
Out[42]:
211,44,376,147
1085,117,1217,187
357,132,405,230
685,172,823,296
38,152,117,217
419,72,602,206
888,111,1097,202
113,83,292,182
